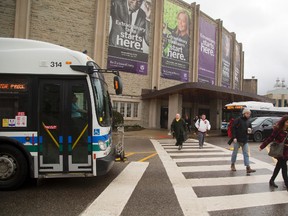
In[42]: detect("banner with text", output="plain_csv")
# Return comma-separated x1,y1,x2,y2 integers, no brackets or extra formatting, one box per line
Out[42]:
221,32,232,88
107,0,152,75
234,42,241,90
161,0,191,82
198,16,217,85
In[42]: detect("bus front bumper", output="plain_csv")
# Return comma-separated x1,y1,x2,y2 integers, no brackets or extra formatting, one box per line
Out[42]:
96,146,116,176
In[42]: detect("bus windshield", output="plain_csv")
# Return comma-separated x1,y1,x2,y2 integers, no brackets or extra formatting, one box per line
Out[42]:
222,109,242,122
88,62,112,127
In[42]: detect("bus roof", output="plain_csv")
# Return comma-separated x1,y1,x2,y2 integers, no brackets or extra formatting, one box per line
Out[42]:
225,101,288,112
0,38,94,75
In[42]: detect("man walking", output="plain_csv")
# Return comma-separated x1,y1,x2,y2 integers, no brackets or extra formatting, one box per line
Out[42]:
231,108,256,173
195,114,211,149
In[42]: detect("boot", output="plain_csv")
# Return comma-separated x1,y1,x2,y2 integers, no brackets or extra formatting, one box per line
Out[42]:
246,166,256,173
269,179,278,188
231,163,236,171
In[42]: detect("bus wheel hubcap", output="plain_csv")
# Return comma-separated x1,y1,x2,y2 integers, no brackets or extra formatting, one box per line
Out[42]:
0,156,16,179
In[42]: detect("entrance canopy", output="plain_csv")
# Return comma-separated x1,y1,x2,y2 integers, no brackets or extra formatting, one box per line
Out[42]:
142,82,273,103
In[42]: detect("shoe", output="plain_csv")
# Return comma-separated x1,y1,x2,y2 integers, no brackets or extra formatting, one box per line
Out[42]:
269,179,278,188
178,145,182,150
231,163,236,171
246,166,256,173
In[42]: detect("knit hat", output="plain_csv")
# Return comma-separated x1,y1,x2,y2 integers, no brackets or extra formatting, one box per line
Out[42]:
242,108,251,114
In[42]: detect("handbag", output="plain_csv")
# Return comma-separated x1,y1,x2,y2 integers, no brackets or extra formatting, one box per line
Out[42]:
268,133,288,157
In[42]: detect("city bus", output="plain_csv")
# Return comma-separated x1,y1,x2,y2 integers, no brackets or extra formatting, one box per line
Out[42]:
221,101,288,134
0,38,123,190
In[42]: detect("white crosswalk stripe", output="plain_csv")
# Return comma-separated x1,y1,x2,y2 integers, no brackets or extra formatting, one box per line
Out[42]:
152,138,288,215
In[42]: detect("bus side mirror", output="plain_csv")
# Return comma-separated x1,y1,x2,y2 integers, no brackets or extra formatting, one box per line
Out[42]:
114,76,123,95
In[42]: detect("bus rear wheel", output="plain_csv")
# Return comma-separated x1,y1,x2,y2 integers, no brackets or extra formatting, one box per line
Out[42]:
0,145,28,190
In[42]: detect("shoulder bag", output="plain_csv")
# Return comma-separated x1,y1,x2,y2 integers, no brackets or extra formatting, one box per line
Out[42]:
268,132,288,158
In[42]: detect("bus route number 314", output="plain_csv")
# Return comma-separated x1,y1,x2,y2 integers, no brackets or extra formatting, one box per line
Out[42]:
50,61,62,67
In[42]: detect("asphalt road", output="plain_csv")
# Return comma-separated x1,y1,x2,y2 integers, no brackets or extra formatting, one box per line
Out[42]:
1,135,288,216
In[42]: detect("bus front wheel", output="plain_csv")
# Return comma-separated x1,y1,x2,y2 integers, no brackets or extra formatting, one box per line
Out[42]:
0,144,28,190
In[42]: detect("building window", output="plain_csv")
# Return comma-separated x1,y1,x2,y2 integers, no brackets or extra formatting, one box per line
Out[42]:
278,99,282,107
284,100,288,107
113,101,140,119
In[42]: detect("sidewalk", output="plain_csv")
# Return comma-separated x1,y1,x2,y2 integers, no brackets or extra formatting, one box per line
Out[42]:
123,129,222,139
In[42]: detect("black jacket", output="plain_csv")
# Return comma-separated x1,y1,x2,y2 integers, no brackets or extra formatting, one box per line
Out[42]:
171,118,186,142
232,116,251,143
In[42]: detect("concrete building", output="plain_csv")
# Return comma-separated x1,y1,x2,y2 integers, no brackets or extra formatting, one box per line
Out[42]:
266,78,288,107
0,0,271,129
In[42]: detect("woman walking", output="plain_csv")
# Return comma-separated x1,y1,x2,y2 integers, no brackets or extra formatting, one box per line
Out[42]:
171,114,187,150
259,115,288,188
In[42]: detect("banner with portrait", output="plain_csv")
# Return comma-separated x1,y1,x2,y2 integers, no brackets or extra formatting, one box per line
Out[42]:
221,32,232,88
161,0,191,82
198,16,217,85
107,0,152,75
234,42,241,90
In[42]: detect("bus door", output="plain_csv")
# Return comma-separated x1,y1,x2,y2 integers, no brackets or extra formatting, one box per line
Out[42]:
38,79,92,173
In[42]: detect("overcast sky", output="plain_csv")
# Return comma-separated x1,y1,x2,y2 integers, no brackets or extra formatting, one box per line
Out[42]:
184,0,288,95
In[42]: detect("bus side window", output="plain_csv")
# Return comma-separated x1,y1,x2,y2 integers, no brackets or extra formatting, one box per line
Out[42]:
0,79,31,130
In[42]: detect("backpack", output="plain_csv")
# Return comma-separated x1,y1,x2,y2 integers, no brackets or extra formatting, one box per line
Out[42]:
227,118,234,138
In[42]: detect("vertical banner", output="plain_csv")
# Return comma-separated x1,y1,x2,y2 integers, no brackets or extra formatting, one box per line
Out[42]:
221,32,232,88
234,43,241,90
107,0,152,75
161,0,191,82
198,16,217,85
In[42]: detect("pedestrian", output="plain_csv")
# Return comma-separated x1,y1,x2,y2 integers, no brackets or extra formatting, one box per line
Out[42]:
230,108,256,173
184,114,191,133
259,115,288,188
195,113,211,149
171,113,187,150
193,115,199,134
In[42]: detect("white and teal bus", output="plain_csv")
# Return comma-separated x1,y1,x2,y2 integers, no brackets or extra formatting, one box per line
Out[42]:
0,38,123,190
221,101,288,134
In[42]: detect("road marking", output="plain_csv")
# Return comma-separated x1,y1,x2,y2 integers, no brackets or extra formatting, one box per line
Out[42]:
124,152,135,157
169,152,231,156
138,152,157,162
80,162,148,216
155,138,288,213
179,163,266,173
200,191,288,212
188,174,284,187
151,139,209,216
173,156,242,162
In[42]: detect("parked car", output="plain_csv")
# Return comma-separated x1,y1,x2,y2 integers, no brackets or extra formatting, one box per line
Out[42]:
249,117,281,142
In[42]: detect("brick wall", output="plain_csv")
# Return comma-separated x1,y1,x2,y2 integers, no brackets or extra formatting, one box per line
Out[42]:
29,0,96,56
0,0,16,37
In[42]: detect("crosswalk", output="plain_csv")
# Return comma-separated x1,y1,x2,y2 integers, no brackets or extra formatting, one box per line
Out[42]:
152,138,288,215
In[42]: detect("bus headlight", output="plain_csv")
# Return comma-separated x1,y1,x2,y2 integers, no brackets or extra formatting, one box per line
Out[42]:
98,140,107,151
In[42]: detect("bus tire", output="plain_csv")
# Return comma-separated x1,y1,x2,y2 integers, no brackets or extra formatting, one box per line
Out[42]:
253,131,263,142
0,144,28,190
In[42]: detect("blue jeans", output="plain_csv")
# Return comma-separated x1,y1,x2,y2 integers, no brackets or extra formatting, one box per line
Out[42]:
231,142,250,166
198,132,205,146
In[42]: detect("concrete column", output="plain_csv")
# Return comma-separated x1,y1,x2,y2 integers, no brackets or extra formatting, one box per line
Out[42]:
150,0,164,90
209,98,222,130
14,0,31,38
148,99,160,128
93,0,108,68
168,94,183,129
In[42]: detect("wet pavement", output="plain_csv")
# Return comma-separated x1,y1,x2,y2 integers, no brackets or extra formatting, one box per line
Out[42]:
1,129,288,216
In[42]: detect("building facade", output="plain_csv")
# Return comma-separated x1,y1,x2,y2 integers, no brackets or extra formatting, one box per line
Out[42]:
0,0,271,129
266,78,288,107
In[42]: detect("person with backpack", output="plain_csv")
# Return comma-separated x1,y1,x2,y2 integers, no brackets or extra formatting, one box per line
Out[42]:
195,113,211,149
230,108,256,173
227,117,234,145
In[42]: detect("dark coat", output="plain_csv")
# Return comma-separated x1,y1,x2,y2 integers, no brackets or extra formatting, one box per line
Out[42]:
232,116,251,143
171,118,186,144
109,0,150,50
260,129,288,159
